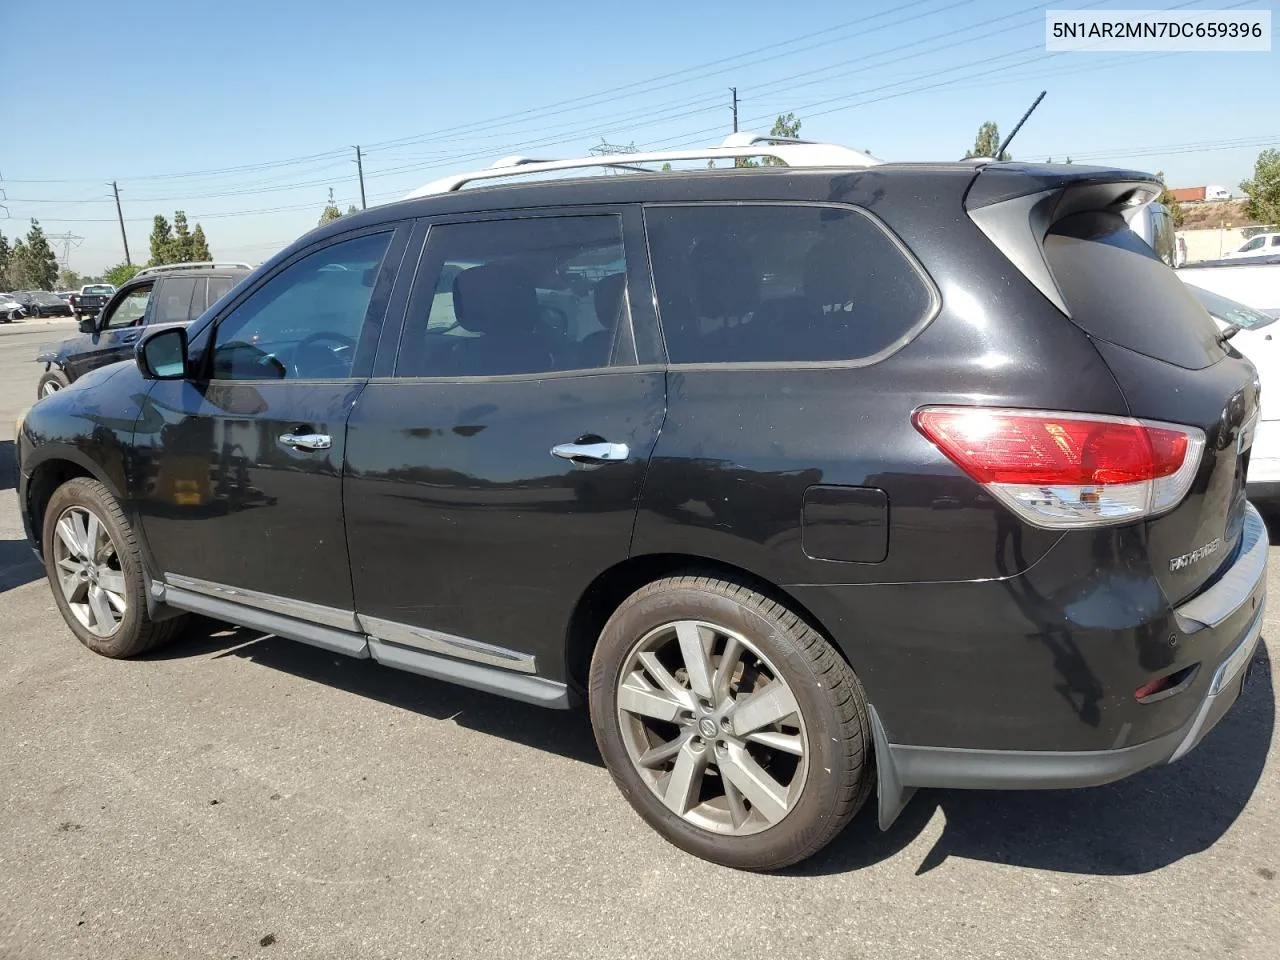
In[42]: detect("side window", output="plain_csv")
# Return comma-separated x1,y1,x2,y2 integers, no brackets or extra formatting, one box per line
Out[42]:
210,232,391,381
1270,236,1280,247
206,275,236,310
1240,237,1265,252
152,277,198,325
397,216,629,378
645,204,934,364
102,283,155,329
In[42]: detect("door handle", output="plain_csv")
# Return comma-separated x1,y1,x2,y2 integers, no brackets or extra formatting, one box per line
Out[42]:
551,441,630,463
280,432,332,451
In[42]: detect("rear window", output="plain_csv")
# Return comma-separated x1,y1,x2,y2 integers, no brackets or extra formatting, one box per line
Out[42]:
1043,212,1225,370
645,204,936,364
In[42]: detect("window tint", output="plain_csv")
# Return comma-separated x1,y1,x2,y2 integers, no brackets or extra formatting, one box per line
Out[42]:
1270,236,1280,247
1240,237,1264,252
398,216,628,377
153,277,198,324
103,283,154,329
645,204,934,364
210,232,390,380
206,275,236,310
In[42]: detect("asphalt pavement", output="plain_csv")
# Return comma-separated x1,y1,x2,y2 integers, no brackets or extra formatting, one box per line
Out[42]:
0,318,1277,959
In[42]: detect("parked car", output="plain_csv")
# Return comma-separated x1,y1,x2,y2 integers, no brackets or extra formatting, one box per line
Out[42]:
1,292,26,323
1177,253,1280,319
1182,284,1280,508
14,138,1266,871
69,283,117,320
14,290,74,318
34,262,250,398
1226,233,1280,259
54,291,75,301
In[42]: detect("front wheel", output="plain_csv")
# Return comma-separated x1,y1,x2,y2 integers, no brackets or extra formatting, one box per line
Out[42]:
28,305,41,318
37,368,70,399
589,575,873,871
41,477,187,658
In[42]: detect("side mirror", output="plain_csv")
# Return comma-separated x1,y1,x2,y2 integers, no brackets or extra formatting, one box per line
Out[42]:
136,327,189,380
78,314,96,333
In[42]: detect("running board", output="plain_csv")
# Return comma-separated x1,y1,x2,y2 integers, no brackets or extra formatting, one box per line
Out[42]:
157,585,573,708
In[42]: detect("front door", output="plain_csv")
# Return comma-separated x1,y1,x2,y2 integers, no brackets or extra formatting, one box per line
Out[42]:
132,227,406,616
344,210,665,679
66,281,155,380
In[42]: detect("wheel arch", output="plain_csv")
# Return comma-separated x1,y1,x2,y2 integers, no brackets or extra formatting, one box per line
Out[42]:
563,552,851,695
23,449,123,559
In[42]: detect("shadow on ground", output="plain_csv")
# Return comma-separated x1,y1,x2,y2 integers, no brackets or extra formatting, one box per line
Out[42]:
159,618,1273,878
1,440,14,492
159,616,603,768
0,537,43,591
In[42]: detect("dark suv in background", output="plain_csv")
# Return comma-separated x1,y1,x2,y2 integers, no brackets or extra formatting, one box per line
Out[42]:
14,138,1267,871
35,261,251,398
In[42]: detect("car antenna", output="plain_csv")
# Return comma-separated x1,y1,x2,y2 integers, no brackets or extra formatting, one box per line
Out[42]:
995,90,1046,161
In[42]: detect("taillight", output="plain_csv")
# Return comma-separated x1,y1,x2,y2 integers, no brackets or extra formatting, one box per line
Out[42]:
912,406,1205,528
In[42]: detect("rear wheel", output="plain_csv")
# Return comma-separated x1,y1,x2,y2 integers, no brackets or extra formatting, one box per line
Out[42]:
28,305,41,318
41,477,186,658
589,575,873,870
37,368,70,399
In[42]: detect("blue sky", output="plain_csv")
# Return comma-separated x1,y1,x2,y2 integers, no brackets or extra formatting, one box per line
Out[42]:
1,0,1275,274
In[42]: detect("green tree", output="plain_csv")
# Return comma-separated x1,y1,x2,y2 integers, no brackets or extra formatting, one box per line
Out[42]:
661,162,673,172
189,224,212,261
172,210,194,262
7,239,31,288
1153,171,1186,228
347,205,359,216
20,220,59,290
58,268,84,290
761,113,802,166
148,215,176,266
963,121,1011,161
1241,148,1280,225
0,231,11,288
319,188,343,225
102,263,142,287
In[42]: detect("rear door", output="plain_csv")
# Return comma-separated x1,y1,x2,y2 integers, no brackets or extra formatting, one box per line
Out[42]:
343,208,665,680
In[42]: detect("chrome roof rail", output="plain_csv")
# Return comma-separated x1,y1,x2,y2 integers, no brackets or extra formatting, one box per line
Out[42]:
402,133,880,199
133,261,252,278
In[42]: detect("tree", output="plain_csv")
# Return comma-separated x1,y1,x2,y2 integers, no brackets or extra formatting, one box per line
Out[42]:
1153,171,1186,228
319,188,343,225
189,224,212,261
762,113,802,166
59,268,84,290
149,215,176,266
172,211,193,262
963,121,1011,161
1241,148,1280,226
17,220,60,290
103,263,142,287
661,162,673,172
347,205,359,216
0,231,11,288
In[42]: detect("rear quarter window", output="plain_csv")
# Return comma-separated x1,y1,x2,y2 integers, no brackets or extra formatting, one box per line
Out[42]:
644,203,936,364
1044,212,1225,370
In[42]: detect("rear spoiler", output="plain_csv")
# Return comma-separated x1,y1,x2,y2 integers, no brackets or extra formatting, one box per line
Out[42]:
964,163,1162,315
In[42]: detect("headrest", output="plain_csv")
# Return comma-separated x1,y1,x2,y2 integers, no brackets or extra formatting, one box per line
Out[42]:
452,263,539,336
593,273,627,326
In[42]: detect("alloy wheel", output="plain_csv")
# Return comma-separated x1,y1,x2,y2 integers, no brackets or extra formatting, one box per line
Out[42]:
51,505,127,637
42,379,61,397
615,619,809,836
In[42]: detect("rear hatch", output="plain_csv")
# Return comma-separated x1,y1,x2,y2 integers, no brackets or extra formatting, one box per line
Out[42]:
966,165,1259,604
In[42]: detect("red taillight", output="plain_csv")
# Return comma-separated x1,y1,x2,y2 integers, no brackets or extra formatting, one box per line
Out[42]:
912,407,1205,528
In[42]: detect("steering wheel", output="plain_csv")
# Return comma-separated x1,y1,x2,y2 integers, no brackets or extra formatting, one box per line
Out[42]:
291,331,357,378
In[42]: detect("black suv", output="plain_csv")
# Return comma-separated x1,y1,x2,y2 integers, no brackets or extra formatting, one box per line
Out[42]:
35,261,250,398
14,144,1266,871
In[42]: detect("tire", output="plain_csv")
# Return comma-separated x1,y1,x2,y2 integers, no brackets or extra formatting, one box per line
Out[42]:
40,477,187,658
37,368,70,399
29,306,41,318
588,575,873,871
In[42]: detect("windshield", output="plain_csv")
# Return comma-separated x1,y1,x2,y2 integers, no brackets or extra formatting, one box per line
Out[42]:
83,285,114,295
1187,284,1276,330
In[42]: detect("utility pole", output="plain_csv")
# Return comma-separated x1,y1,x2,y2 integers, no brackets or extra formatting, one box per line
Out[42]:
111,181,131,265
730,87,739,133
353,146,367,210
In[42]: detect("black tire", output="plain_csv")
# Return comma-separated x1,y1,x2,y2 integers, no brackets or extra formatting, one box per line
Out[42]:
29,305,41,318
37,368,70,400
588,575,873,871
41,477,187,658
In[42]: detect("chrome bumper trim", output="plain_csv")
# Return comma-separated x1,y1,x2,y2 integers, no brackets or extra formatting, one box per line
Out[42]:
1175,502,1268,631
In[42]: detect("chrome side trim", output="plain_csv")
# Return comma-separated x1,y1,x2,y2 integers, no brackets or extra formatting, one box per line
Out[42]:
357,615,537,674
162,573,360,632
367,639,569,708
1174,502,1268,630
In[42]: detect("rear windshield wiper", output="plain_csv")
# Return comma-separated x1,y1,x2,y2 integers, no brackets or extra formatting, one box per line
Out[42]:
1220,323,1241,342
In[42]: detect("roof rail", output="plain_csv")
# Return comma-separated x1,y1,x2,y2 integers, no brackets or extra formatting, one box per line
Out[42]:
402,133,880,199
133,261,252,278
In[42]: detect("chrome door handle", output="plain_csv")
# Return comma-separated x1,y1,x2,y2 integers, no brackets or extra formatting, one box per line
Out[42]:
551,441,630,463
280,432,332,451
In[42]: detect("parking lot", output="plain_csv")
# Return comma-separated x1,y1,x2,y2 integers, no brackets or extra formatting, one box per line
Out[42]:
0,318,1276,959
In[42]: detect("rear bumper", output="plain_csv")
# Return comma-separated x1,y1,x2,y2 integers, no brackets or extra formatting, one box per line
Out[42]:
867,503,1267,827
